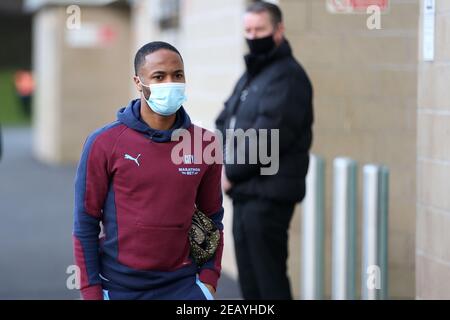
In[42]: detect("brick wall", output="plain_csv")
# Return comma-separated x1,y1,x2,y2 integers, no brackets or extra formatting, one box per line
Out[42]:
281,0,419,299
417,0,450,300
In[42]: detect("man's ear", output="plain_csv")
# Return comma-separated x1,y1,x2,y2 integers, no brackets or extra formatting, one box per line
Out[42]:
133,75,142,92
274,22,285,45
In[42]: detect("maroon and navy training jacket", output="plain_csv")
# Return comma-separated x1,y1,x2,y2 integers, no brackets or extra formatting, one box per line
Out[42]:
73,99,224,300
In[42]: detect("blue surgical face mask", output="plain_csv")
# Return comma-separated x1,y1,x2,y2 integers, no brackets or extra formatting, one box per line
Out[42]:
139,78,187,116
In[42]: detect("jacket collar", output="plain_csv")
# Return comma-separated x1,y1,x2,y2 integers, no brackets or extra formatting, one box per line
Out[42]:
244,39,293,77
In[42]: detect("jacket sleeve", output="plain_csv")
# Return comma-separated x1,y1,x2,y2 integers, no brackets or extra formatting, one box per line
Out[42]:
215,107,228,136
225,72,313,183
195,159,224,291
73,132,111,300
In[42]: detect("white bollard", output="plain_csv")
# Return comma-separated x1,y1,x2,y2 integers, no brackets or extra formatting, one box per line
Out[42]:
331,157,357,300
301,154,325,300
362,164,389,300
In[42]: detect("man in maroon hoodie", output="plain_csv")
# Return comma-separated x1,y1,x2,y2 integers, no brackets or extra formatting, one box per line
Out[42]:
73,41,224,300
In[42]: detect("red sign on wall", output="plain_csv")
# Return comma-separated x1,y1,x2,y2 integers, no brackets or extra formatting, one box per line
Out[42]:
327,0,389,13
352,0,389,10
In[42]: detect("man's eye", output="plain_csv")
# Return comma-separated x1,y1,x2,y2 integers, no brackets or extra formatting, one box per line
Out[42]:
176,74,184,79
154,76,163,80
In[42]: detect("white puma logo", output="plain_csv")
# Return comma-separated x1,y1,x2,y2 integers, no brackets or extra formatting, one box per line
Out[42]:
124,153,141,166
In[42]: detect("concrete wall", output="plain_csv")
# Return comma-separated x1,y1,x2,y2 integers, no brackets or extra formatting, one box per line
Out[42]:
33,5,131,163
281,0,419,299
416,0,450,300
33,7,62,163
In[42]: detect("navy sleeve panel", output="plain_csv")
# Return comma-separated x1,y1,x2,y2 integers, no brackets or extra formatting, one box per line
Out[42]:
73,122,120,300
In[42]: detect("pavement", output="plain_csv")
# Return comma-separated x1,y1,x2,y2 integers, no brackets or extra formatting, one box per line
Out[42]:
0,126,241,300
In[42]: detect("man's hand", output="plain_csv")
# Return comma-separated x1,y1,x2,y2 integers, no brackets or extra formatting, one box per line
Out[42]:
222,168,232,192
203,283,216,295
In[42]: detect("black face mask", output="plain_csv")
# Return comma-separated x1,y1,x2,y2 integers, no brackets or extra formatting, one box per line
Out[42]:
246,34,276,55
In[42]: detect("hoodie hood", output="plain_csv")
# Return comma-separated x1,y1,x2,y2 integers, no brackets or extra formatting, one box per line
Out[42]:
117,99,191,143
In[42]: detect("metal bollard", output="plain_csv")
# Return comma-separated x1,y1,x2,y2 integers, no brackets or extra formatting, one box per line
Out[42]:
361,165,389,300
331,157,357,300
301,154,325,300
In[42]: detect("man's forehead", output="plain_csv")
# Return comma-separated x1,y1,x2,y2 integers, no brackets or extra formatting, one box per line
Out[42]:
142,49,183,70
244,11,271,25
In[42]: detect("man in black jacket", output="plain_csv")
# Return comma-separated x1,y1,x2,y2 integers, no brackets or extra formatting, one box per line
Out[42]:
215,1,313,300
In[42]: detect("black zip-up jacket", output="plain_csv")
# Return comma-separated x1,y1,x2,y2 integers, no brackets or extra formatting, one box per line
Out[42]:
215,39,313,204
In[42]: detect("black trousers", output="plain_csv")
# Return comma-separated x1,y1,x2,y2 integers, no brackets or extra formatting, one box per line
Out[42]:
232,198,295,300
